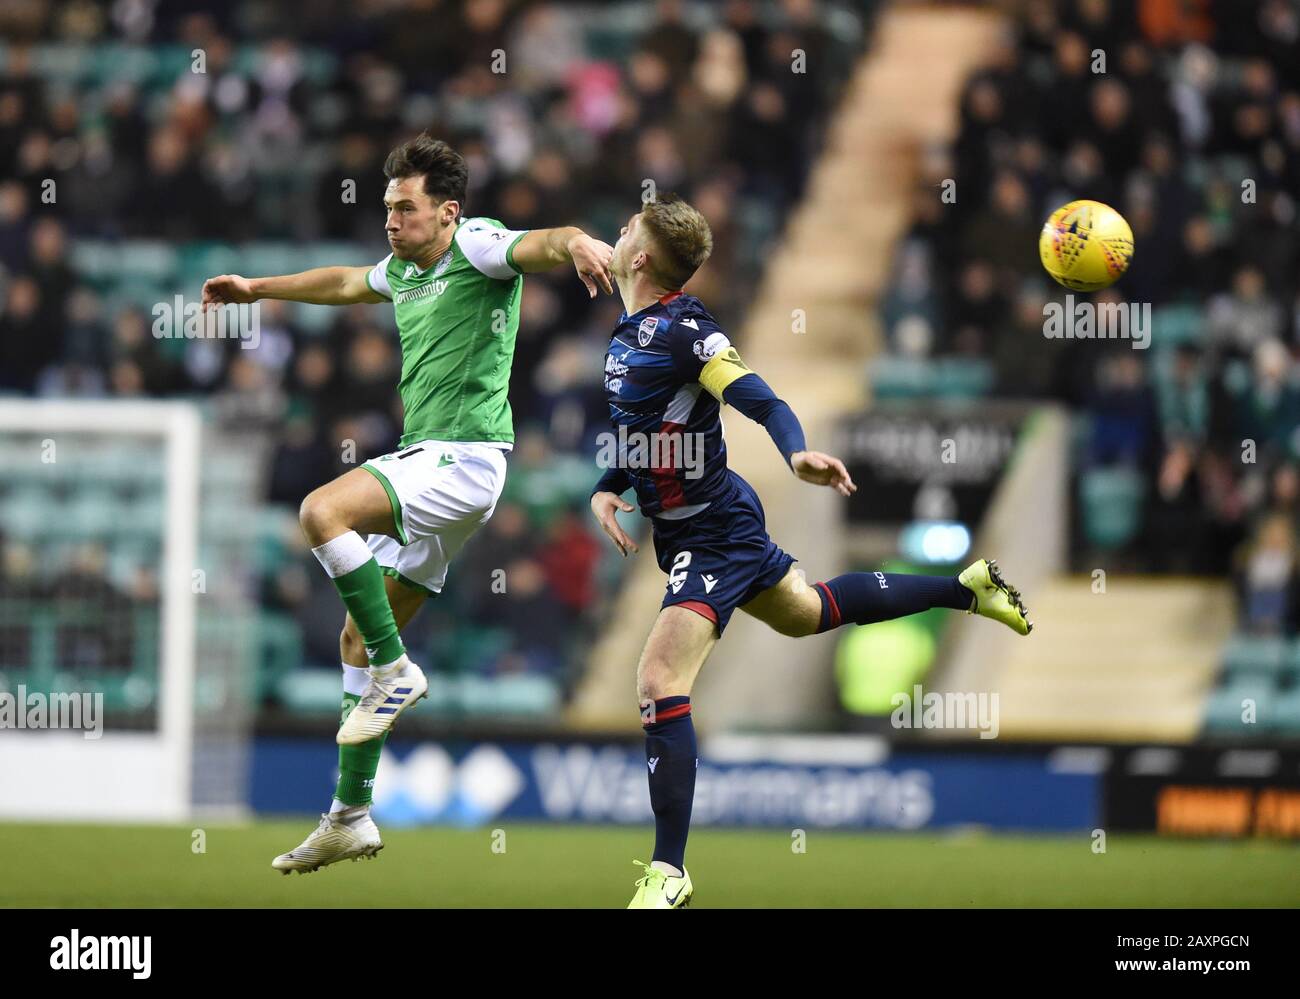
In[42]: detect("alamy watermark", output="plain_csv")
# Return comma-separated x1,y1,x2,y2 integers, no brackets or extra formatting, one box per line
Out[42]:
0,686,104,739
1043,296,1150,350
152,297,261,350
50,931,150,979
891,684,1000,739
595,424,706,479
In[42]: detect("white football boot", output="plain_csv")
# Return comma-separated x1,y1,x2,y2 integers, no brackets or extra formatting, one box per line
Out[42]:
271,808,383,875
336,655,429,746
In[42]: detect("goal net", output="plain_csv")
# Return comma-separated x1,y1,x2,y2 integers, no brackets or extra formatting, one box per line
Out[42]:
0,399,253,822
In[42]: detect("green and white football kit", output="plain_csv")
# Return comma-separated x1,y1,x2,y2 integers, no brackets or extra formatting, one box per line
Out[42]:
358,217,527,595
278,216,537,872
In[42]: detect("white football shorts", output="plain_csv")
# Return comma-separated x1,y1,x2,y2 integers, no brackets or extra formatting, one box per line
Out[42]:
360,440,508,596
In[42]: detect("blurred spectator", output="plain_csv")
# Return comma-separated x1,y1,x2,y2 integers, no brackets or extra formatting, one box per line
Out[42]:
0,0,869,695
883,0,1300,625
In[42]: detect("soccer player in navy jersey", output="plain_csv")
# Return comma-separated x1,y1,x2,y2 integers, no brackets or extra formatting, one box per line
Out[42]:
590,195,1032,908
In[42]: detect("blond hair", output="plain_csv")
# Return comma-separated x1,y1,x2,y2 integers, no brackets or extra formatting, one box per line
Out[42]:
640,194,713,288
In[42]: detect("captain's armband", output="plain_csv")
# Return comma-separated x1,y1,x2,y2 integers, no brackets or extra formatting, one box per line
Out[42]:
699,347,752,401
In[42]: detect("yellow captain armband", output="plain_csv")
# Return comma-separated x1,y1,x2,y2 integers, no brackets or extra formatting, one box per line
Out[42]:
699,346,753,401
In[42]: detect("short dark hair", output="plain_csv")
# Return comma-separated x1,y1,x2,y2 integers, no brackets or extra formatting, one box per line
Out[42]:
384,133,468,208
640,193,713,288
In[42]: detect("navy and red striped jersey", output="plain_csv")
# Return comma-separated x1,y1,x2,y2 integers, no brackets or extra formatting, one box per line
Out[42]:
600,291,734,516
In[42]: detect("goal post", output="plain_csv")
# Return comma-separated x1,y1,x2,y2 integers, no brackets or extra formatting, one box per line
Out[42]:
0,399,201,822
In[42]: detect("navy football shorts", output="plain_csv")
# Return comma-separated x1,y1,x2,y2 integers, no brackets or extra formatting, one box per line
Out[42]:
650,470,796,635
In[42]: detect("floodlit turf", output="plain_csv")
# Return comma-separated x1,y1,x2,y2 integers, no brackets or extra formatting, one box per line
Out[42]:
1,821,1295,908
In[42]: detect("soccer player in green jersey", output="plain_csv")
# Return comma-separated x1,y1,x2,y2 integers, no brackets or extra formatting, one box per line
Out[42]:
201,134,613,873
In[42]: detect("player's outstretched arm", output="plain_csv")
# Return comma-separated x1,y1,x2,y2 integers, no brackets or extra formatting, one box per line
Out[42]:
698,347,858,497
510,227,614,298
201,266,384,309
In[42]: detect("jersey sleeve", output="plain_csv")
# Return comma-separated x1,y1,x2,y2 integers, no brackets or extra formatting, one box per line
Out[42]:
667,313,753,401
366,254,394,300
455,217,529,280
722,373,807,465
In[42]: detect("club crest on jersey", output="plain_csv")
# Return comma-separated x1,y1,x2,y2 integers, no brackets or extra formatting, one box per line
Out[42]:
638,317,660,347
402,249,452,281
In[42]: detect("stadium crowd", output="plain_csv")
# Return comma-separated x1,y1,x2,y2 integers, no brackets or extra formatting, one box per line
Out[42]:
0,0,868,704
886,0,1300,634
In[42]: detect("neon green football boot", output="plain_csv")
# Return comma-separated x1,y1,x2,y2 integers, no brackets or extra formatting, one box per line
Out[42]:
627,861,693,909
958,558,1032,635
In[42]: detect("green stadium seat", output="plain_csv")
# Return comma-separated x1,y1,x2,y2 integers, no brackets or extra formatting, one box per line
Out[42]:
257,612,304,701
3,488,51,538
108,539,157,581
117,241,180,282
449,627,512,677
88,672,157,713
70,241,123,285
241,244,301,278
64,489,119,539
304,242,367,270
150,45,198,82
206,452,257,491
458,674,561,716
1149,303,1204,350
870,357,930,399
1078,466,1146,550
1202,678,1276,736
1284,639,1300,684
292,301,344,332
119,492,163,536
91,43,159,85
1272,688,1300,734
934,358,995,398
1221,634,1288,680
869,357,994,401
35,43,97,83
274,667,343,713
194,612,259,707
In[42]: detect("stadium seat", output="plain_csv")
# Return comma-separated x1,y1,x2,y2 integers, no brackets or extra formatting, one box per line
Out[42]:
117,241,180,283
1149,304,1204,350
869,357,995,401
3,488,51,539
119,493,164,537
1283,639,1300,685
1220,633,1288,680
934,359,995,397
1272,688,1300,734
458,673,561,716
65,489,120,539
1078,466,1146,550
241,243,302,279
273,667,345,713
1202,678,1276,736
257,612,303,701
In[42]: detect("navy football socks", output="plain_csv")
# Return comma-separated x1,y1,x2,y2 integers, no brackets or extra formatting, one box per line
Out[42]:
814,572,973,631
642,695,696,873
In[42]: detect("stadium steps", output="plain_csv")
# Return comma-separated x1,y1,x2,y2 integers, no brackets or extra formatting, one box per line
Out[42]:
569,3,1006,731
974,575,1234,742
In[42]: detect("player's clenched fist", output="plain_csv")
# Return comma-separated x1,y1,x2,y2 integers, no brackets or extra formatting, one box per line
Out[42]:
202,274,258,310
591,490,639,556
791,450,857,497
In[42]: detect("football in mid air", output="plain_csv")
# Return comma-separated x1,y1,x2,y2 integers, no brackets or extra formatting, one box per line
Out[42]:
1038,199,1134,292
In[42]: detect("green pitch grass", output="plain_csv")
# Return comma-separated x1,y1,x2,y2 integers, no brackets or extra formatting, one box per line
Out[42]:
1,821,1295,907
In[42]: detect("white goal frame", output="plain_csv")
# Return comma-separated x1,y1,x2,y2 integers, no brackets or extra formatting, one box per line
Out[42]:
0,400,200,821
